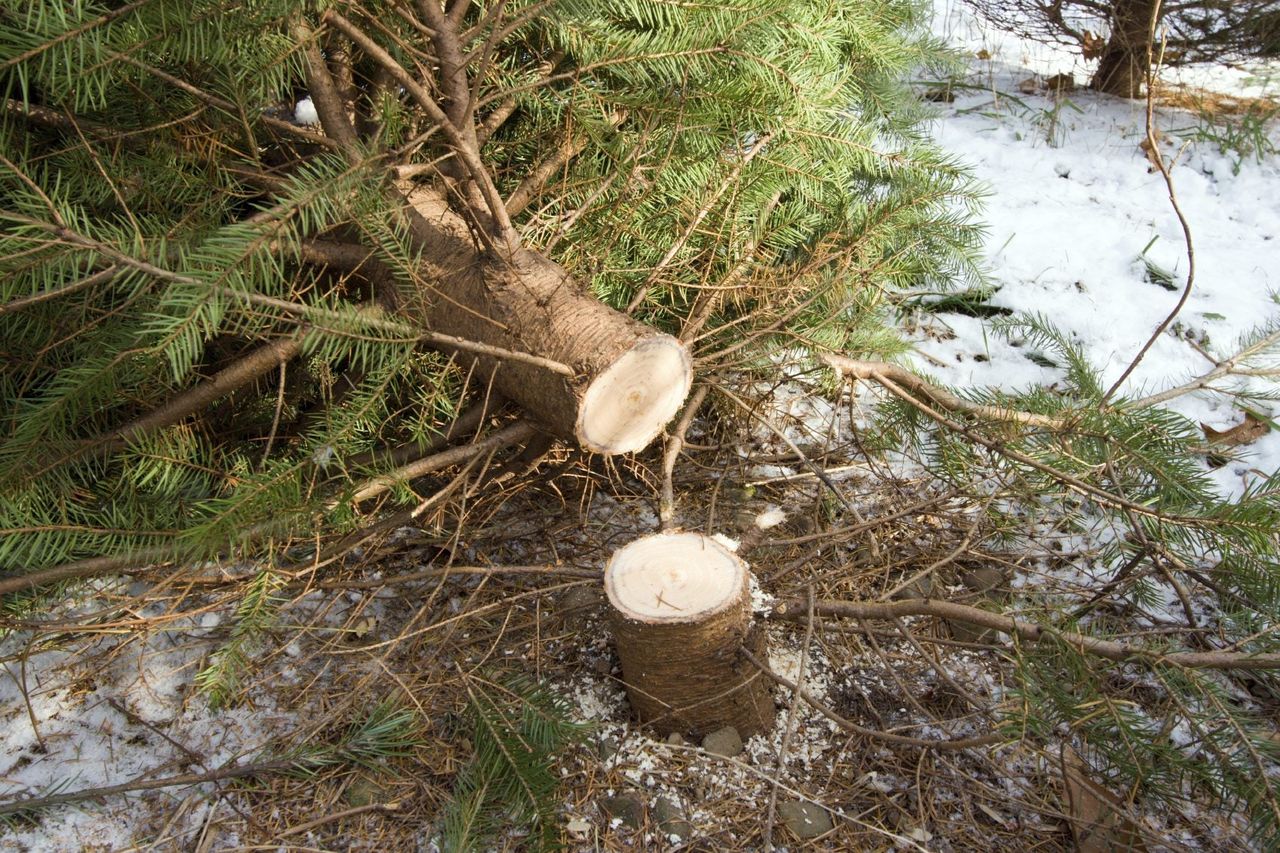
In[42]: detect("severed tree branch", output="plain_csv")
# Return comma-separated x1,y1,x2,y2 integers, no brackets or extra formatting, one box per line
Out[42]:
773,598,1280,670
349,419,538,504
0,758,301,818
823,353,1071,430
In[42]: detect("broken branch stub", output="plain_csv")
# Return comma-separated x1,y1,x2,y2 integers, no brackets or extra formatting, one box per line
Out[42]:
402,186,692,455
605,532,775,737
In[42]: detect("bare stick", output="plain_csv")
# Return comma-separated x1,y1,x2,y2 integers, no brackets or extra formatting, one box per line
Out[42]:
762,588,814,849
1103,2,1193,403
659,385,709,531
1130,328,1280,408
824,354,1069,431
324,10,515,242
741,648,1005,750
278,801,401,837
773,598,1280,670
350,420,538,504
0,759,299,818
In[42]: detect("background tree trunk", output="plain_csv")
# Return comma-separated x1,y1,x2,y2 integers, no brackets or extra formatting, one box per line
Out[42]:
1091,0,1160,97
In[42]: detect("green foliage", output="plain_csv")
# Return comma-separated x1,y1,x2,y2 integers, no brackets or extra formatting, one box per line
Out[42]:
283,697,428,773
0,0,981,589
873,314,1280,844
195,567,288,708
437,674,587,852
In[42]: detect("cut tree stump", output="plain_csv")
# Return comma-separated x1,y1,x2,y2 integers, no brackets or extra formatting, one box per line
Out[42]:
399,186,692,455
604,532,775,737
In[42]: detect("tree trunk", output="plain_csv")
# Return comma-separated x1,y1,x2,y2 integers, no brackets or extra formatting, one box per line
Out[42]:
1091,0,1160,97
604,532,776,737
399,186,692,455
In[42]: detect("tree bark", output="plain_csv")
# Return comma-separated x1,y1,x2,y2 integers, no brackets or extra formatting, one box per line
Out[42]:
605,532,776,737
398,186,692,455
1091,0,1160,97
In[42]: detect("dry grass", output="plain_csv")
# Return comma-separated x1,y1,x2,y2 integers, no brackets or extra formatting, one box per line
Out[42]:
1152,82,1280,119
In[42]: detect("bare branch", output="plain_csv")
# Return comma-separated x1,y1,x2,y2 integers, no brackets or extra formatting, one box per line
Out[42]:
324,10,515,243
349,420,538,504
774,598,1280,670
505,134,588,217
823,353,1071,431
742,647,1007,749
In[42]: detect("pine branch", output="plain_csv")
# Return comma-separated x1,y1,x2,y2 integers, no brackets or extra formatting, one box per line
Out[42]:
350,420,538,504
823,353,1071,430
773,598,1280,669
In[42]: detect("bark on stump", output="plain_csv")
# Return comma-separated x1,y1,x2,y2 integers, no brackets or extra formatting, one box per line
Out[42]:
400,186,692,455
604,532,775,737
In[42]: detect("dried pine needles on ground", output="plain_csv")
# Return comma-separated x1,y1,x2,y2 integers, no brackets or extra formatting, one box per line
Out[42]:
2,368,1272,851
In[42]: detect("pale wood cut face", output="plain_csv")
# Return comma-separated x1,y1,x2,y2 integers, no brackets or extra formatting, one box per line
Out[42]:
576,336,692,454
604,532,744,622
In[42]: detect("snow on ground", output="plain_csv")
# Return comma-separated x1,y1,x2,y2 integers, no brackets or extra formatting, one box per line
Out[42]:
919,1,1280,498
0,591,287,851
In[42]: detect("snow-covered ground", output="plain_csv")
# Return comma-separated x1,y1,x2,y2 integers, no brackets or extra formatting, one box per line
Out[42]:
917,1,1280,498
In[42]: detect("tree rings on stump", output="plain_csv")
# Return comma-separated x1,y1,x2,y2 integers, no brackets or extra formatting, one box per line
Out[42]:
604,532,775,738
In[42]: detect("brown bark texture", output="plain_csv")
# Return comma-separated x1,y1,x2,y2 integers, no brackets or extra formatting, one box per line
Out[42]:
1092,0,1159,97
605,533,776,737
400,187,691,454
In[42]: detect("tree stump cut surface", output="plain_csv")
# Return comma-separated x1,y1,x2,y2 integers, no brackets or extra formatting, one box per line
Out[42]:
605,532,775,737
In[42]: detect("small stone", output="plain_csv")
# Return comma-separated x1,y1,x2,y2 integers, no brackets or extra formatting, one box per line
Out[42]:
891,576,932,600
665,732,686,746
701,726,743,758
778,801,833,839
600,794,644,829
961,566,1007,597
654,797,694,841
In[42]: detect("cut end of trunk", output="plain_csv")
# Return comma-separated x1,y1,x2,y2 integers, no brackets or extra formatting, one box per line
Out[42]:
605,531,742,622
576,335,692,455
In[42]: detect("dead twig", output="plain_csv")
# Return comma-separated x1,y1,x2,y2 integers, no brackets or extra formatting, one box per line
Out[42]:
762,587,814,848
0,758,300,818
824,354,1069,431
659,385,710,530
774,597,1280,669
349,420,538,504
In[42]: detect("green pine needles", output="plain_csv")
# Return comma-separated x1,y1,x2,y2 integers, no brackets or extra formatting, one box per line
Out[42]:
0,0,982,583
438,673,587,852
871,313,1280,844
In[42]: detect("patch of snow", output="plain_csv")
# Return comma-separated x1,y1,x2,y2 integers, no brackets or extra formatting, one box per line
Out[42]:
293,96,320,125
